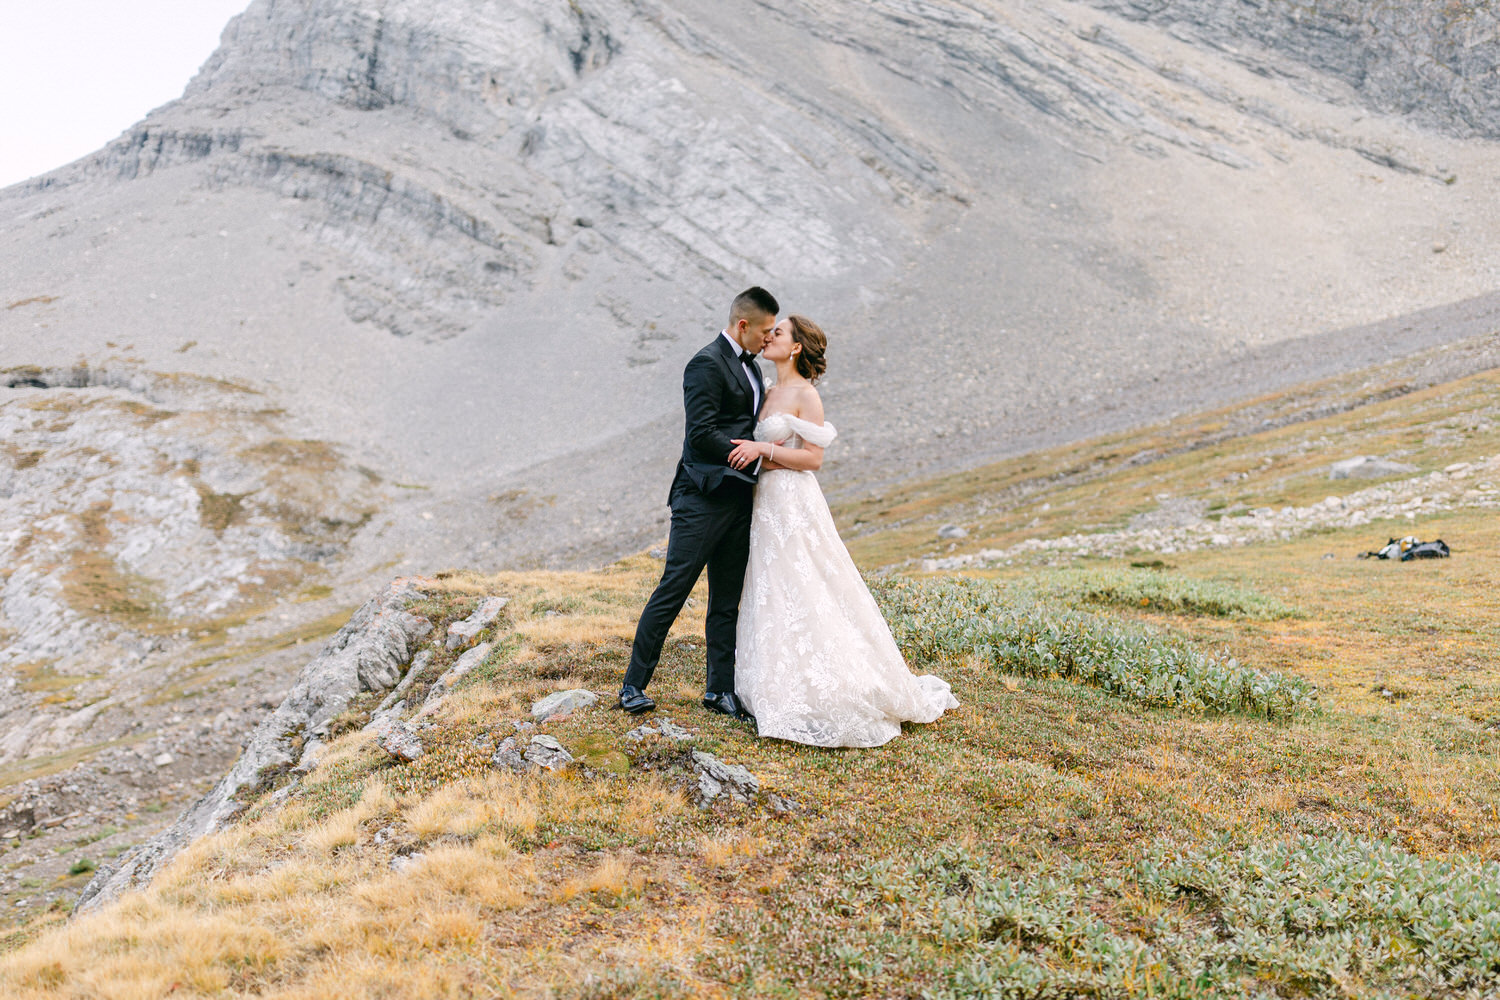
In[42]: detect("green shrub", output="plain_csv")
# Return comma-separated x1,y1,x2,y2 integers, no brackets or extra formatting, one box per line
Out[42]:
847,833,1500,999
1140,831,1500,995
871,576,1315,718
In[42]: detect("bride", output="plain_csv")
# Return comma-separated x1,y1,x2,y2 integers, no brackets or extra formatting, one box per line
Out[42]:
726,315,958,747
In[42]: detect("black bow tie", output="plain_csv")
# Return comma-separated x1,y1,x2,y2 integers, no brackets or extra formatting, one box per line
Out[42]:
739,350,758,366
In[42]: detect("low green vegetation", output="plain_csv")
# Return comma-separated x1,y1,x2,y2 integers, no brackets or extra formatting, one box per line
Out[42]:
1039,567,1299,619
809,833,1500,999
875,576,1316,718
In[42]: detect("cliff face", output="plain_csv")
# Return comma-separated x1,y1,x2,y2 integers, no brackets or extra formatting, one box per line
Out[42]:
17,0,1497,356
1088,0,1500,139
187,0,617,126
30,0,931,343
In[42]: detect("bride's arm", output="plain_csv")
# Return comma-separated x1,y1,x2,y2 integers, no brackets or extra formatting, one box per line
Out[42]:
751,437,823,471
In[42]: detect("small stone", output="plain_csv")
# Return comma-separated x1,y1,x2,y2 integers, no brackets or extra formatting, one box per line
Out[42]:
937,524,968,539
378,722,424,762
153,753,174,768
625,718,694,742
657,720,694,741
523,735,574,771
691,751,759,805
1445,462,1472,474
492,734,573,773
446,597,508,651
390,851,425,872
491,736,527,773
531,689,598,722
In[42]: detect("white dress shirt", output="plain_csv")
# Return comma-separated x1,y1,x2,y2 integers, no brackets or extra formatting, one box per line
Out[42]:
721,329,761,415
721,329,763,475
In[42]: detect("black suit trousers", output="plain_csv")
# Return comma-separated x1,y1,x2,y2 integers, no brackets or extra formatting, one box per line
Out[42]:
625,481,753,695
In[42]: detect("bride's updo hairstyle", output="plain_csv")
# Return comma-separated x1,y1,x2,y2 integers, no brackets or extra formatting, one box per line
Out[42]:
788,314,828,383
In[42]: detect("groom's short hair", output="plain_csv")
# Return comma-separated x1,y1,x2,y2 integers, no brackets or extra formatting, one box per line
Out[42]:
729,286,779,325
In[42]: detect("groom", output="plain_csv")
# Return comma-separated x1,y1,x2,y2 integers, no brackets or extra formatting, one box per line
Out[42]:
619,286,779,720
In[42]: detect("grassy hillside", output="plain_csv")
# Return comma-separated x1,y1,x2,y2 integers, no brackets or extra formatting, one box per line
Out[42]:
4,356,1500,997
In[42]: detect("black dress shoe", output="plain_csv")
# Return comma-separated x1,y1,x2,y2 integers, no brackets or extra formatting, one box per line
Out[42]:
702,691,754,722
618,685,655,714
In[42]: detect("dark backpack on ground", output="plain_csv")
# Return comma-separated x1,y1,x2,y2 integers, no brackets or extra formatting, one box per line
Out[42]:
1360,536,1451,560
1402,539,1450,560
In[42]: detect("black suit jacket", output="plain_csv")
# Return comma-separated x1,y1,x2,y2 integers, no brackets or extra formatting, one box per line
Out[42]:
671,334,762,503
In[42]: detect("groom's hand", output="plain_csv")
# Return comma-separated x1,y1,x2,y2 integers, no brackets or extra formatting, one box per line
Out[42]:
728,439,760,471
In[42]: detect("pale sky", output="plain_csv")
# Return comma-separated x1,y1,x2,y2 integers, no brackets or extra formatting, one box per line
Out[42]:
0,1,252,189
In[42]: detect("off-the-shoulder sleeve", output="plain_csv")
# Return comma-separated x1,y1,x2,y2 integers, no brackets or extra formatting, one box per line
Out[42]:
785,415,837,447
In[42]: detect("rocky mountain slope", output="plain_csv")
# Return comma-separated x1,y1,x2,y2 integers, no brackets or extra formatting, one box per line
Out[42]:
3,0,1500,916
1090,0,1500,140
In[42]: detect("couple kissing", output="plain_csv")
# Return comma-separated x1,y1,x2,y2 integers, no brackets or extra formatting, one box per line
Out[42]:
619,287,957,748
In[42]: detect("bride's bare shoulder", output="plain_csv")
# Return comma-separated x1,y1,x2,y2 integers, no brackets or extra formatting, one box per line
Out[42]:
793,384,825,424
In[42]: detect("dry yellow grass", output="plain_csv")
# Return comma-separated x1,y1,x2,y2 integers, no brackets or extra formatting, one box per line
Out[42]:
557,855,641,902
699,831,762,868
404,837,531,908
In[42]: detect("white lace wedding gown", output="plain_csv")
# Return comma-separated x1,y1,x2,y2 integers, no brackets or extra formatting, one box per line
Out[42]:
735,412,958,747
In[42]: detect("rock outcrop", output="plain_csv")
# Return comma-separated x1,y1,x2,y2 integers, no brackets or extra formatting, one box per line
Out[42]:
76,577,433,911
1087,0,1500,140
0,376,378,768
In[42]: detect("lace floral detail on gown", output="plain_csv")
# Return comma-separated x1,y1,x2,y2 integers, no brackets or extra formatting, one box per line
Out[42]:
735,412,958,747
